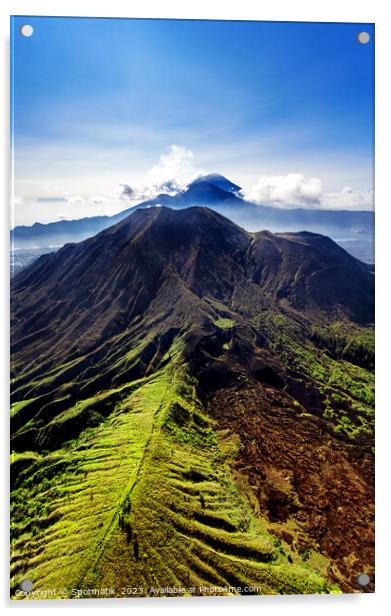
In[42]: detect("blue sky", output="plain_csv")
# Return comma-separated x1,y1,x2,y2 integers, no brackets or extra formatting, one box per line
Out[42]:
11,17,374,224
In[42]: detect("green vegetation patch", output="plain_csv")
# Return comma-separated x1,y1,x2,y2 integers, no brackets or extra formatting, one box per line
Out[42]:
214,317,235,330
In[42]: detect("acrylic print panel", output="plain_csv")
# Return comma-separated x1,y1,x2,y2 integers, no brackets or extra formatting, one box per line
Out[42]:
10,16,374,600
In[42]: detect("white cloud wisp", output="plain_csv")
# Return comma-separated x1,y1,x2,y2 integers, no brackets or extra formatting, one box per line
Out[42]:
120,144,204,203
241,173,373,210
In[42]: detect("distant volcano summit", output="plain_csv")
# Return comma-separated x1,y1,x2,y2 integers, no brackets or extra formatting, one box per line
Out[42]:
188,173,242,194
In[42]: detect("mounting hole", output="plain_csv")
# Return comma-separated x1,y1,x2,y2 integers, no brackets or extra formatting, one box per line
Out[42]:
356,573,370,587
20,24,34,38
358,31,370,44
19,579,33,592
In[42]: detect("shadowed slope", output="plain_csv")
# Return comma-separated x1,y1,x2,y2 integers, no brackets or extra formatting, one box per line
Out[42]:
11,207,373,369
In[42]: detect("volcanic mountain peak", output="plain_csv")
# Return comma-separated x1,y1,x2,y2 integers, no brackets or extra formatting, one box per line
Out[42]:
117,202,239,228
98,205,250,257
175,180,245,208
188,173,242,194
12,206,374,367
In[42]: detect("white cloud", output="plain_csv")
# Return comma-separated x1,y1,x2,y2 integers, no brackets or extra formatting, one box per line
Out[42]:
242,173,373,210
67,195,86,204
241,173,322,207
322,186,373,209
119,183,152,202
90,195,106,204
120,145,203,202
148,144,202,189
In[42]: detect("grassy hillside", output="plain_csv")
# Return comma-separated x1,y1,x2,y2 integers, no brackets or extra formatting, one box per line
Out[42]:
11,318,373,598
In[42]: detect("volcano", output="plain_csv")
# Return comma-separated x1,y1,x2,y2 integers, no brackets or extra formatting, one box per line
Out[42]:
11,207,374,597
188,173,242,194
